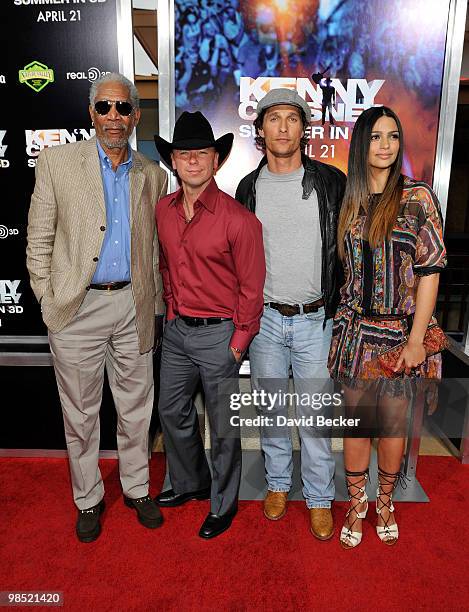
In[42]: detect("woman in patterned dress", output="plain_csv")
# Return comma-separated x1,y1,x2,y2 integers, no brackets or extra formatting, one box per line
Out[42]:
328,106,446,548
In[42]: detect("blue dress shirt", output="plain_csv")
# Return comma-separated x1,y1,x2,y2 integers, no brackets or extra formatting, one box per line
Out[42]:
92,141,132,283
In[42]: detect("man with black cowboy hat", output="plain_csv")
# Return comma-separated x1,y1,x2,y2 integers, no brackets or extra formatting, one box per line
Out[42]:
154,111,265,539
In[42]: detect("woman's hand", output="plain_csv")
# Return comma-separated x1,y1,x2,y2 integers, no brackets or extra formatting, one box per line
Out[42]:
394,340,426,375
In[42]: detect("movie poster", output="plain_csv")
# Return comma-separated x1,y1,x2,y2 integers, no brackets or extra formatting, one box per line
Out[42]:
174,0,450,195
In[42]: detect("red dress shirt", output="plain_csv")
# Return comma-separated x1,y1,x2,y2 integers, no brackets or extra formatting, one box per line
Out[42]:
156,179,265,351
156,178,266,352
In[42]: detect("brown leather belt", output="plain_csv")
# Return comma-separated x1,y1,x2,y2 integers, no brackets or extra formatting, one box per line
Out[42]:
88,281,130,291
265,298,324,317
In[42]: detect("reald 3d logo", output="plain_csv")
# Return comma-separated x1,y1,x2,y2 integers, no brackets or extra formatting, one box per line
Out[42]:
19,61,54,93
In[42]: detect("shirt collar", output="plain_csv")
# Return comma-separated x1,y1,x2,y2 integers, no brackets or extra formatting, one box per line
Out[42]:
96,140,133,170
170,178,219,213
197,178,218,212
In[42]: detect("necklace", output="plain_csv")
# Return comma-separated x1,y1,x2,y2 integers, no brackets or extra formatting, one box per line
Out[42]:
182,194,194,223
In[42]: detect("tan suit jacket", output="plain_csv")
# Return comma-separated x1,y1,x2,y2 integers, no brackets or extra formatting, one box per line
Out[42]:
26,136,168,353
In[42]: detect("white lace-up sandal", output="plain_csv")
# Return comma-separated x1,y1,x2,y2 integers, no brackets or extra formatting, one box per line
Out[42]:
375,467,405,546
340,469,369,549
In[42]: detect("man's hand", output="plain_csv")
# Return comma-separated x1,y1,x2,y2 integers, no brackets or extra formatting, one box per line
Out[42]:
230,347,243,363
154,315,164,352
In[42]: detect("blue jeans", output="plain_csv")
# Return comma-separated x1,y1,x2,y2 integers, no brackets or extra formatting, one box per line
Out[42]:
249,305,335,508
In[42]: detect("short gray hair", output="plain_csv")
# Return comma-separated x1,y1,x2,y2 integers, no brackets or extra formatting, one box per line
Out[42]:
89,72,140,109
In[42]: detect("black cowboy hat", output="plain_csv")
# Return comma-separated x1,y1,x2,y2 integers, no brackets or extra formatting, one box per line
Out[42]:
154,111,234,171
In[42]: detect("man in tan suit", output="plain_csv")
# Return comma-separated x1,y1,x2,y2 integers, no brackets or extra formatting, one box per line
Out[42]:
26,73,168,542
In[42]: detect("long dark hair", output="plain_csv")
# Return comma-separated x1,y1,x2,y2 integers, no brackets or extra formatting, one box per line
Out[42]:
338,106,404,259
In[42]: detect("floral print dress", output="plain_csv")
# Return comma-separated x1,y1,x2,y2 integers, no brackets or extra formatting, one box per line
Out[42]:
328,176,447,383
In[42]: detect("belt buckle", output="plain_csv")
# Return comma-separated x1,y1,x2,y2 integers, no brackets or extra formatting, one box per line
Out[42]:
280,305,295,317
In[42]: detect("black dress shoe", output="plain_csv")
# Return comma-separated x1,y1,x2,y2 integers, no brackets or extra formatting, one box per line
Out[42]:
76,500,105,543
124,495,163,528
199,510,236,539
154,486,210,507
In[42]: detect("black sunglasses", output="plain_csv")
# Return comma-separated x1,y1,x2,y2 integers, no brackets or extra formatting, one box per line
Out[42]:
94,100,134,117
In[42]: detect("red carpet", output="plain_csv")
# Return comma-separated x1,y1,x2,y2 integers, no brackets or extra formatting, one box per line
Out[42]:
1,454,468,611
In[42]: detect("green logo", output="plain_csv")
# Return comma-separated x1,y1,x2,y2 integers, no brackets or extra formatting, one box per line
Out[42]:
19,61,54,93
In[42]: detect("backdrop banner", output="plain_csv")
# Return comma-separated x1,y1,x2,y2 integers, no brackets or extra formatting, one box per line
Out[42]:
174,0,450,195
0,0,121,337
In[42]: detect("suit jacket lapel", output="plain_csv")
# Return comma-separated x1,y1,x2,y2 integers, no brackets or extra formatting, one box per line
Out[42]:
80,137,106,215
129,154,145,227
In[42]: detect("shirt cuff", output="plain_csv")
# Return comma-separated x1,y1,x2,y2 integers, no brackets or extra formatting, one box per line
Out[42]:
230,329,253,353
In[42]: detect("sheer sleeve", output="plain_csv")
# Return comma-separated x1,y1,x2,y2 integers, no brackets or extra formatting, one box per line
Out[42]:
412,184,447,276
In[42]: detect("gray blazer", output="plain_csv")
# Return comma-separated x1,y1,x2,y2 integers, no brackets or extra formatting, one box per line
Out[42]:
26,136,168,353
